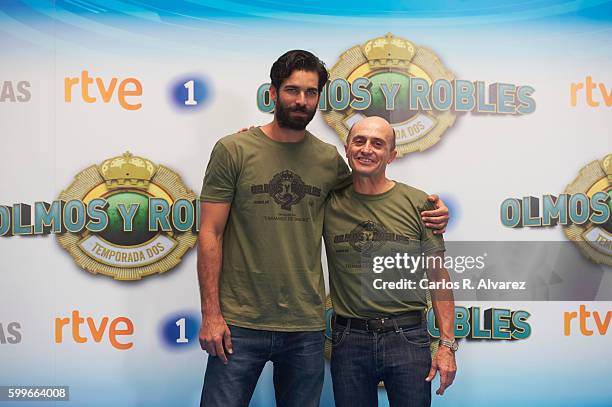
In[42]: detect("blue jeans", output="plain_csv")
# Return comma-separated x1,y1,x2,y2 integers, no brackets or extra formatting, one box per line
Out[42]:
330,319,432,407
201,325,324,407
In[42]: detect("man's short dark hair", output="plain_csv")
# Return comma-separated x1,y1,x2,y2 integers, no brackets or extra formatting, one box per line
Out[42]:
270,50,329,93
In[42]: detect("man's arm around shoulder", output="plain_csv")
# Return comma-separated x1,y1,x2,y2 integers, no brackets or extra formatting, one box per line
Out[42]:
198,201,233,364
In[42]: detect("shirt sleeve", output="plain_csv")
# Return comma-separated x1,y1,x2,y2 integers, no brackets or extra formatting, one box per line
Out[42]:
332,151,352,191
420,199,446,254
200,141,238,203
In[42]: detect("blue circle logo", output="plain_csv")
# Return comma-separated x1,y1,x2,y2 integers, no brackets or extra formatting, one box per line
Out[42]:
170,75,210,111
160,311,200,349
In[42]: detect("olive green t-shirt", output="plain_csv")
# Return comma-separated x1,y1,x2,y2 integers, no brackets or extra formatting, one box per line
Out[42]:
200,127,350,331
323,182,445,319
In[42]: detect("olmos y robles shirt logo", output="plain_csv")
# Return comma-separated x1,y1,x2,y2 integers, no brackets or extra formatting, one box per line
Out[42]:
334,220,411,254
57,152,197,280
251,170,321,211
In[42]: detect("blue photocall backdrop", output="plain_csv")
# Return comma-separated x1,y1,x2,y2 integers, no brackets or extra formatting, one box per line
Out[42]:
1,1,611,406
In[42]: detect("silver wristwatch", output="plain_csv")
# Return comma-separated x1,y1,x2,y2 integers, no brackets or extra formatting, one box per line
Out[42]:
439,339,458,352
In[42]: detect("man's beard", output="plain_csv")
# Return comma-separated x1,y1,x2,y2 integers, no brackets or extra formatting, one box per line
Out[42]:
275,101,316,131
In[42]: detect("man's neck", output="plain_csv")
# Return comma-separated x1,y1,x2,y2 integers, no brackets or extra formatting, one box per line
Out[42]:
353,174,395,195
260,121,306,143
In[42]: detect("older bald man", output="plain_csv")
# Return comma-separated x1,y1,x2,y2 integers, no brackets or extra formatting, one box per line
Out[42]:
323,116,457,407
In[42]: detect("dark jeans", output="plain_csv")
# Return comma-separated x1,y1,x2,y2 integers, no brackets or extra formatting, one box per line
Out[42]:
330,319,432,407
201,325,324,407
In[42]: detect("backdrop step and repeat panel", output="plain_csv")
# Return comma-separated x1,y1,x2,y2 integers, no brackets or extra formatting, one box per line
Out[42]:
1,1,611,406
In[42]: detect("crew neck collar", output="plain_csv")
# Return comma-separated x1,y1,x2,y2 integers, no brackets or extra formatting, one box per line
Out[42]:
351,182,397,201
252,126,310,147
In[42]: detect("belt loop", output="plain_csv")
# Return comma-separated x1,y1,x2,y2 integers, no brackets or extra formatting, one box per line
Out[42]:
346,318,351,334
392,319,402,334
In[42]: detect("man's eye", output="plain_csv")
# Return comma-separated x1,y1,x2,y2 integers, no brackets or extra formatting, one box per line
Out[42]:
306,90,318,97
285,88,298,94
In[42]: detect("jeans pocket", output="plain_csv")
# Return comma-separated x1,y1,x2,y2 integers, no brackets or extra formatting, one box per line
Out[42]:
398,325,430,348
331,325,348,348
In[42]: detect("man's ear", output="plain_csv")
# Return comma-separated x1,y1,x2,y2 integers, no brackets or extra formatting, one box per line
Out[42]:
388,149,398,164
269,85,278,103
344,141,349,158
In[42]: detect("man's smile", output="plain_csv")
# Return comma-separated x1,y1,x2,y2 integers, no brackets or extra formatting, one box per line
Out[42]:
356,156,376,165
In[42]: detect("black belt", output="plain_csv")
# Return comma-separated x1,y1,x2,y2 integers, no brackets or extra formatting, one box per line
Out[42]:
335,311,423,332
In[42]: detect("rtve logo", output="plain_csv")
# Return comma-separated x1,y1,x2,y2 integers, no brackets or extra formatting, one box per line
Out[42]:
570,76,612,107
64,70,142,110
563,305,611,336
55,310,134,350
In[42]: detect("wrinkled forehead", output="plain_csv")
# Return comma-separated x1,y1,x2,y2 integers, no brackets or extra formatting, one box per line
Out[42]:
348,120,394,144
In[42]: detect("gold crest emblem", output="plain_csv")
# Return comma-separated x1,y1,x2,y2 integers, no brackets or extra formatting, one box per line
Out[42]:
57,152,197,280
564,154,612,266
323,33,457,156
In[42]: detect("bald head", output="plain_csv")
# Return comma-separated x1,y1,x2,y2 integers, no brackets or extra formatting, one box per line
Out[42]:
347,116,396,151
344,115,398,178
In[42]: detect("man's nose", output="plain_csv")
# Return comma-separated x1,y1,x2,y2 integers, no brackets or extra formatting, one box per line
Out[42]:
362,141,373,153
295,91,307,105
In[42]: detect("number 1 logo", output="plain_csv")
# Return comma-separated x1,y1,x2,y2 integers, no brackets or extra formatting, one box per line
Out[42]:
176,317,189,343
170,76,210,111
183,80,198,106
160,312,199,349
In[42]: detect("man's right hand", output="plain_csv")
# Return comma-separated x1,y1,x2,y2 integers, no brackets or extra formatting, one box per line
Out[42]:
199,314,233,364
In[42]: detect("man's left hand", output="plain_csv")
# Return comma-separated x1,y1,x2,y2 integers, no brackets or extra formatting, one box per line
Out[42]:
426,346,457,395
422,194,449,234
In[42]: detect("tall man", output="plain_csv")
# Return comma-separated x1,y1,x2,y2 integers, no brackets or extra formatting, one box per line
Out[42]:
197,50,449,407
324,116,457,407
